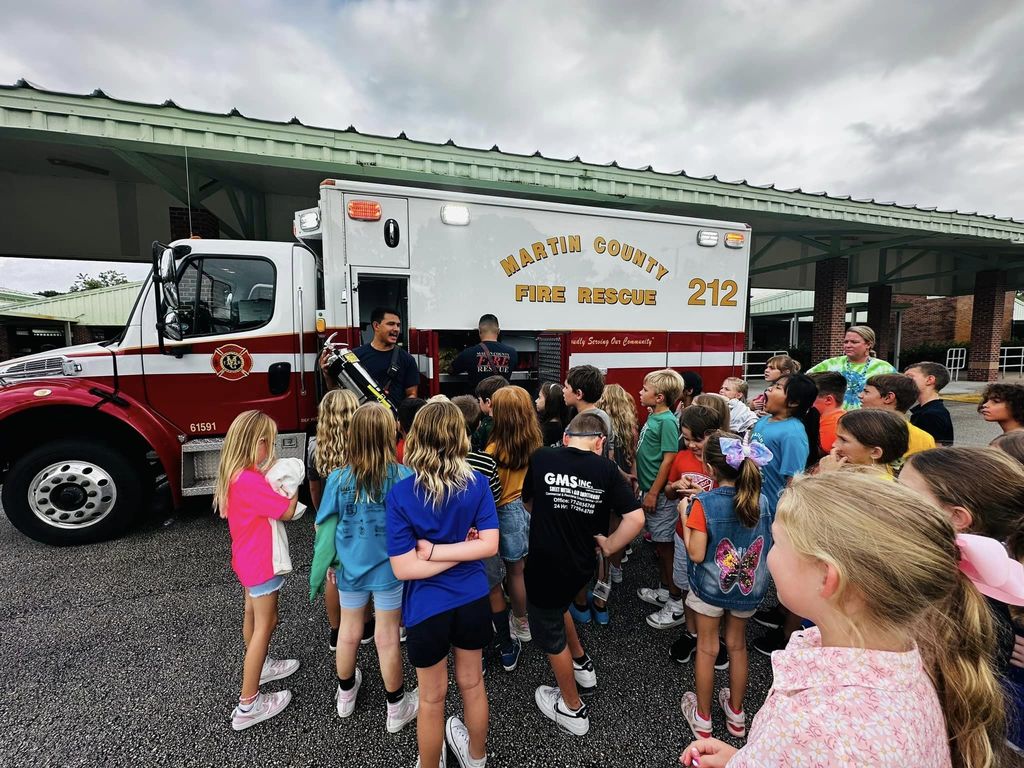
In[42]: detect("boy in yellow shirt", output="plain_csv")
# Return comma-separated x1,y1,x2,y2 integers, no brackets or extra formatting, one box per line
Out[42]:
859,374,935,471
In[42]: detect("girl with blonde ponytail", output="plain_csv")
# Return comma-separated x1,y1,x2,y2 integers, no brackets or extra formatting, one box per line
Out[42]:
682,472,1016,768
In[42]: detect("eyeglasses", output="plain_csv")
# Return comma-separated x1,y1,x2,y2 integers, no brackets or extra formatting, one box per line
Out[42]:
564,431,606,438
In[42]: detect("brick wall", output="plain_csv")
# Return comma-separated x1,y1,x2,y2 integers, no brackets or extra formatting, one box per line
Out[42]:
169,207,219,241
889,291,1016,351
967,270,1008,381
72,325,93,346
811,257,849,361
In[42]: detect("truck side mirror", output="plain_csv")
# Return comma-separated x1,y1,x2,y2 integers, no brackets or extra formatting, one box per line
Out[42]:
162,310,184,342
159,248,177,284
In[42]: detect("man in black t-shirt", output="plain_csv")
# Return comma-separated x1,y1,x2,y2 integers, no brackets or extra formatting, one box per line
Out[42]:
352,306,420,411
522,412,644,737
451,314,518,388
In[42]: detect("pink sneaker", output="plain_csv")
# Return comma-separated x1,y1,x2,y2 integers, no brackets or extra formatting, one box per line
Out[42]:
259,657,299,685
718,687,746,737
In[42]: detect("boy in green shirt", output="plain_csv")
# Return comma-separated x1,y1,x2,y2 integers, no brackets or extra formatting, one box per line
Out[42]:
634,369,685,630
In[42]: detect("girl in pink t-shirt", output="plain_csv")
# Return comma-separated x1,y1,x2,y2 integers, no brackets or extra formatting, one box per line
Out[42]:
214,410,300,731
681,472,1011,768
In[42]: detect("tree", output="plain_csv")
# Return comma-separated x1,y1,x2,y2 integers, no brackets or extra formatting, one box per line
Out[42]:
69,270,129,292
34,290,64,298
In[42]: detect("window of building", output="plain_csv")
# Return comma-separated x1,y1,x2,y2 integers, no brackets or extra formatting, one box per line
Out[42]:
174,257,276,337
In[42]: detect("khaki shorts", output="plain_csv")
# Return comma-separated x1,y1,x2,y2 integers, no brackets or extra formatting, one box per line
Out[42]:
685,590,755,620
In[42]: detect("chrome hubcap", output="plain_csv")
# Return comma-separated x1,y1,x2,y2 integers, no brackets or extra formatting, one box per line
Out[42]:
28,461,117,529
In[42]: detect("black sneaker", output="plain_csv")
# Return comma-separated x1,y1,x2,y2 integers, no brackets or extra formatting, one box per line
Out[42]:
669,632,697,664
329,626,339,652
753,606,785,630
714,644,729,670
361,618,375,645
752,628,787,657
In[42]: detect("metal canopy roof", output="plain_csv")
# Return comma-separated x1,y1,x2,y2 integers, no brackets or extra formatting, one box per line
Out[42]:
0,281,142,325
1,80,1022,295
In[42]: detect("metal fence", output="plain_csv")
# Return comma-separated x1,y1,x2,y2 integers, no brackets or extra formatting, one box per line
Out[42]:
740,350,787,381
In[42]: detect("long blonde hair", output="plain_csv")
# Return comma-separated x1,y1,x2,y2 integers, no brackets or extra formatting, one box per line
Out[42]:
487,386,542,470
315,389,359,477
777,473,1005,768
346,402,398,502
213,410,277,518
597,383,638,468
404,400,475,509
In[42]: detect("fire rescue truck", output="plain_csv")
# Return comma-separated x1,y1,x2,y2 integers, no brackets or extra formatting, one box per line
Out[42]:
0,180,751,545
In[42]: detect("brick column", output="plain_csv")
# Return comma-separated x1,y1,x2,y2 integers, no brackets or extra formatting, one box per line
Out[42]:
966,270,1007,382
811,257,849,363
867,284,893,362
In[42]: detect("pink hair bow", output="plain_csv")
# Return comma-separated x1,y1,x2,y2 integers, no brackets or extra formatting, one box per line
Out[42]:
957,533,1024,606
719,437,773,470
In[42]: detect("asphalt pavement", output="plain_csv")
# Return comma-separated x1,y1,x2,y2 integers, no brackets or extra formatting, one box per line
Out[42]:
0,401,1008,767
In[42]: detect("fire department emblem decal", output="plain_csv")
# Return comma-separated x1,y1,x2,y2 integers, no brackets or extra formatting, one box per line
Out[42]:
211,344,253,381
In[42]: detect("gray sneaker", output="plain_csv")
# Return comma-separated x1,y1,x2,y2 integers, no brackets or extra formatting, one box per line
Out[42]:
534,685,590,736
446,715,485,767
230,690,292,731
414,742,446,768
386,688,419,733
259,657,300,685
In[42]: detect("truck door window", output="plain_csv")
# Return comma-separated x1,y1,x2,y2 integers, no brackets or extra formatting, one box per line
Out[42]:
175,257,276,337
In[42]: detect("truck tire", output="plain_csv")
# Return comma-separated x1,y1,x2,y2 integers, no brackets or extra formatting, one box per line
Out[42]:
1,439,145,546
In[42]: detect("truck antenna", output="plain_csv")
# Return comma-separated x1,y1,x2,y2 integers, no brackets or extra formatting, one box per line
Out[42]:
184,144,194,237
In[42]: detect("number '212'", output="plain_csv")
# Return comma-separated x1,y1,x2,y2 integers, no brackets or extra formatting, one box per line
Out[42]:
688,278,738,307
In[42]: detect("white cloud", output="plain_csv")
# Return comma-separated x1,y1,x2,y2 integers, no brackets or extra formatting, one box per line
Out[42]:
0,0,1022,293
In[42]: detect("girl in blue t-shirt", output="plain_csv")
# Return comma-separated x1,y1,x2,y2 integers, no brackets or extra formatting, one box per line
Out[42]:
317,402,416,731
680,431,773,742
750,373,819,516
387,400,500,768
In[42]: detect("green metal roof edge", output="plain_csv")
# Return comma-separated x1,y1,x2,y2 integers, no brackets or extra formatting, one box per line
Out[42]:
1,280,144,312
2,80,1023,242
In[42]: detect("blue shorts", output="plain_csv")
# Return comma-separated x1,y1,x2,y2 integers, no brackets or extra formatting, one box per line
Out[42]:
338,582,404,611
497,499,530,563
248,574,285,598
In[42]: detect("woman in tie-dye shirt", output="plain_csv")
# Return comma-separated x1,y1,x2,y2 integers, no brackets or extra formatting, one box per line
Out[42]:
807,326,895,410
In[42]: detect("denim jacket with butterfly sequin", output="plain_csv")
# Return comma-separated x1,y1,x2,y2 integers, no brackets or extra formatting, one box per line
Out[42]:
686,486,773,611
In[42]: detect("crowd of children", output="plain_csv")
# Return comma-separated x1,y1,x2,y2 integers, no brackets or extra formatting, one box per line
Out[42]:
213,327,1024,768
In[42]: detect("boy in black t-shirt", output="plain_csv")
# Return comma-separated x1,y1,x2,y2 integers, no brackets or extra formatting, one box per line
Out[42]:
522,412,644,736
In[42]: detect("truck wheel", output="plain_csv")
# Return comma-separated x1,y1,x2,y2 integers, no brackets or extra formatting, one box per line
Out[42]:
1,439,145,546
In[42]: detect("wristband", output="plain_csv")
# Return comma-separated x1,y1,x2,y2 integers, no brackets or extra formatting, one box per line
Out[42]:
428,543,435,561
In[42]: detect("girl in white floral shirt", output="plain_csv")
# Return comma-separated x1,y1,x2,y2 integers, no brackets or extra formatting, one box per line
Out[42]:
682,471,1015,768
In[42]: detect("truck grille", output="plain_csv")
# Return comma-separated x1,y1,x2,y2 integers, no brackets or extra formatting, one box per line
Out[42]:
0,357,65,379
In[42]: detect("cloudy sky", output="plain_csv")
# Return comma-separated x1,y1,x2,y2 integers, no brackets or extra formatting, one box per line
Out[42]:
1,0,1023,292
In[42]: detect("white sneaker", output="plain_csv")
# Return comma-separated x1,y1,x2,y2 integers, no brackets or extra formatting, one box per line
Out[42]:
534,685,590,736
646,598,686,630
414,742,447,768
609,565,623,584
510,614,532,642
335,668,362,718
681,691,713,740
572,656,597,693
386,688,419,733
637,586,669,607
718,687,747,737
231,690,292,731
446,714,486,767
259,657,300,685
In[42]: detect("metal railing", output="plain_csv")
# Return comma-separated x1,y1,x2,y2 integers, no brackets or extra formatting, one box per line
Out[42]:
740,350,787,381
945,347,967,381
1000,346,1024,375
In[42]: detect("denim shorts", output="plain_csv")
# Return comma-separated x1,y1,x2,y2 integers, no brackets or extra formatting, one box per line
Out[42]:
645,492,678,543
248,574,285,598
497,499,530,562
338,582,404,611
672,531,689,592
483,555,507,590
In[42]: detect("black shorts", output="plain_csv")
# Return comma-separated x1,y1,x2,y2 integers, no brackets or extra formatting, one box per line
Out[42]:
527,600,569,655
405,596,493,668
